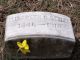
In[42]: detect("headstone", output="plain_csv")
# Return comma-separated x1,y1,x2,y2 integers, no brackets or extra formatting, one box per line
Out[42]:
5,12,75,59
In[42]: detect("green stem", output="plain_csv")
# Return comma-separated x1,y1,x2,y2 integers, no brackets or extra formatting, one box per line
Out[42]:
16,49,20,60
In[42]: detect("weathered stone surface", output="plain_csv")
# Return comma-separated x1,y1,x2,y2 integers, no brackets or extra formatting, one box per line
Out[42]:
5,12,75,58
5,12,75,41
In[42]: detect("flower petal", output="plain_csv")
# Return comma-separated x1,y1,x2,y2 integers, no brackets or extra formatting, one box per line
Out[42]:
20,49,30,54
22,40,27,47
17,42,23,48
26,49,30,53
20,49,27,54
24,45,29,49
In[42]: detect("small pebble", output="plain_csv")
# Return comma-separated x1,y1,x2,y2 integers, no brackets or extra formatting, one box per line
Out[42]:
0,5,4,12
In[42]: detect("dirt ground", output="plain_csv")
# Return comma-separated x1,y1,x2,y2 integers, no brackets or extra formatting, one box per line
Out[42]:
0,0,80,60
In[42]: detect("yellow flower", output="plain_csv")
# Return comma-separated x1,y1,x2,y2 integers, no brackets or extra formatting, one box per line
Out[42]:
17,40,30,54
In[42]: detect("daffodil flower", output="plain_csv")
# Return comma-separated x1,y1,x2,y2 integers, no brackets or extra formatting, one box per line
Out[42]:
17,40,30,54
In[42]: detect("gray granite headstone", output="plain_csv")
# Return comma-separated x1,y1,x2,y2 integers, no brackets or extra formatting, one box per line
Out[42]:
5,12,75,58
